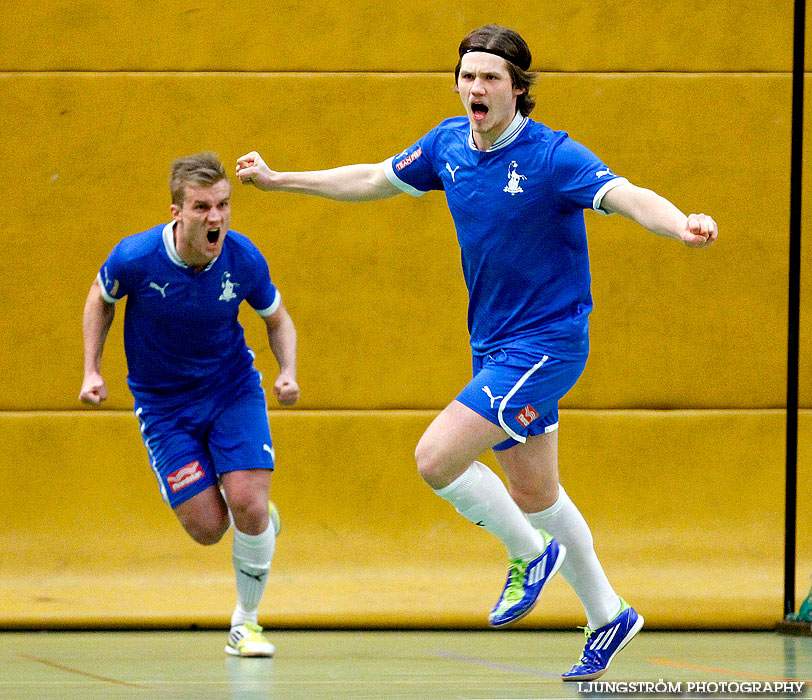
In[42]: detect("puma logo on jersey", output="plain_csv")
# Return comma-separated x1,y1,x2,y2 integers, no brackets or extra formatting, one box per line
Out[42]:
596,169,612,178
482,385,504,408
149,282,169,298
445,162,460,182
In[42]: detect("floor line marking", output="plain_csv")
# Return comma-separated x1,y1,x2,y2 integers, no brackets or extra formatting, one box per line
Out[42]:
434,649,562,679
17,653,151,689
649,658,812,685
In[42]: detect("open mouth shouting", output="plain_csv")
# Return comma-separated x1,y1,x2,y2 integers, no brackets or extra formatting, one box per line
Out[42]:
471,101,489,122
207,228,221,244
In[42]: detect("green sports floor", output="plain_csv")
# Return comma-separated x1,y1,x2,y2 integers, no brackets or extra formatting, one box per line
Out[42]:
2,630,810,700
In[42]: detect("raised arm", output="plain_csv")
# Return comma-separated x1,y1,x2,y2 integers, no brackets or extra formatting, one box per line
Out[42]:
601,182,718,248
236,151,402,202
262,300,300,406
79,278,115,406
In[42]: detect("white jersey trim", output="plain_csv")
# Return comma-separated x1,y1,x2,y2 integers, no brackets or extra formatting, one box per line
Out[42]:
383,157,428,198
593,177,629,215
97,272,119,304
468,111,528,152
161,222,219,270
497,355,550,443
255,289,281,317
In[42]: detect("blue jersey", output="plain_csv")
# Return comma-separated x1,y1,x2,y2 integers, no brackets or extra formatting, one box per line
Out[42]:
98,222,280,402
384,112,627,359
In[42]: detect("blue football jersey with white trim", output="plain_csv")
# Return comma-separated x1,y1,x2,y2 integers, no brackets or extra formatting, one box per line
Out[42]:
385,113,627,359
98,223,279,398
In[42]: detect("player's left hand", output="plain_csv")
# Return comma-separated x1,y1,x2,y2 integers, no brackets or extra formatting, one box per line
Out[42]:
681,213,718,248
236,151,276,191
274,374,300,406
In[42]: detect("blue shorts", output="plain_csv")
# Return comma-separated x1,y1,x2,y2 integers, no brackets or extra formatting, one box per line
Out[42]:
456,348,586,451
134,374,274,508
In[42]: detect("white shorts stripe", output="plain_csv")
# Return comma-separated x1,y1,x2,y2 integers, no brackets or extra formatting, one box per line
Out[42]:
496,355,549,443
135,408,169,504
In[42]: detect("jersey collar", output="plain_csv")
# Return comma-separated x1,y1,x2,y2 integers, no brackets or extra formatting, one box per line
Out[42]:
468,111,528,152
162,222,218,271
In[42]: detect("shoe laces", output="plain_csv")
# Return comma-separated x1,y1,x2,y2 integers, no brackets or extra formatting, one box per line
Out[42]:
500,558,529,605
577,625,595,664
241,622,264,639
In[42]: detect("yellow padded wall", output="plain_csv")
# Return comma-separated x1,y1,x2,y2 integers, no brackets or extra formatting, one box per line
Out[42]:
2,0,809,635
0,74,805,410
2,410,809,628
0,1,802,72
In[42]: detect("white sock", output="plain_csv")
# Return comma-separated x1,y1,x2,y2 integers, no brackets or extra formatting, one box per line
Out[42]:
434,461,545,560
526,484,620,629
231,525,275,628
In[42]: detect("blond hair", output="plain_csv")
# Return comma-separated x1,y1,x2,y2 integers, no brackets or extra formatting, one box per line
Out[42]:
169,151,229,206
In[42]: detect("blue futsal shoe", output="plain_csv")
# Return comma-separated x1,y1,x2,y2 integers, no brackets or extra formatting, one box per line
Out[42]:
488,534,566,627
562,598,644,682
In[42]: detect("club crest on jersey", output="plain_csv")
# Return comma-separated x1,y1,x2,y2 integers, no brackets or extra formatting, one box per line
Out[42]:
395,147,422,171
504,160,526,195
516,405,539,427
219,271,239,302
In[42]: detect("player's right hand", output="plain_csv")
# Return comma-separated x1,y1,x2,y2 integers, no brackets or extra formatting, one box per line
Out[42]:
236,151,275,191
273,373,300,407
79,373,108,406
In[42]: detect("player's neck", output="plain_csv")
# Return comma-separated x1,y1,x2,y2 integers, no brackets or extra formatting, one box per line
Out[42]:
471,131,496,151
172,222,208,273
471,111,520,151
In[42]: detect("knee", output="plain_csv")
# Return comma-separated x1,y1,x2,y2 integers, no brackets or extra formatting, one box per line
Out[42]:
415,437,468,490
414,437,446,487
229,495,268,536
184,514,230,546
508,481,560,514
